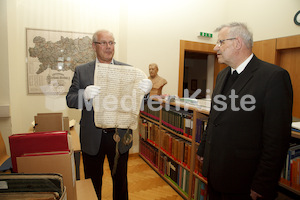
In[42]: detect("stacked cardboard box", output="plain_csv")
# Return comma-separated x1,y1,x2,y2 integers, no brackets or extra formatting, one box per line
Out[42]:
9,131,70,172
17,151,77,200
9,113,78,200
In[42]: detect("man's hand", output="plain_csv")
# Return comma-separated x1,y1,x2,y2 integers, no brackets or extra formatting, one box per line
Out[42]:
250,189,262,200
197,155,204,164
139,79,152,94
84,85,101,100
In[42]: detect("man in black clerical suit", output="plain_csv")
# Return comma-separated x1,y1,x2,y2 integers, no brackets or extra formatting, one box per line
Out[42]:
197,22,293,200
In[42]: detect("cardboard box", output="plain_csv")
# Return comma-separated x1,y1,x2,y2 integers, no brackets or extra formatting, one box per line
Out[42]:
17,151,77,200
9,131,70,172
76,179,98,200
34,113,70,132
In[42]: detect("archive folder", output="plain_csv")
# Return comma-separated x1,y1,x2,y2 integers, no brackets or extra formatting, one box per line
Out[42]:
0,173,66,200
9,131,69,172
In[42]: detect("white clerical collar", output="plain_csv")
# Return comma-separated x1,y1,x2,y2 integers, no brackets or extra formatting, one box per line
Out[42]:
231,53,253,74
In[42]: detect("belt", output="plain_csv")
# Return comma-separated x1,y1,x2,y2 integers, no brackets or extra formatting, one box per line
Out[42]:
102,128,115,133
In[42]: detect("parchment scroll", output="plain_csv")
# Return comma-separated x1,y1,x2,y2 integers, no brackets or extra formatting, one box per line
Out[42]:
93,63,147,130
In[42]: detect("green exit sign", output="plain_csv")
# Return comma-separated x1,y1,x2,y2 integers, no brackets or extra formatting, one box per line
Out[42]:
200,32,213,38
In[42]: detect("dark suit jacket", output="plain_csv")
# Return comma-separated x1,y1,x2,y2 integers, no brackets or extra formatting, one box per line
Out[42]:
66,60,133,155
197,55,293,199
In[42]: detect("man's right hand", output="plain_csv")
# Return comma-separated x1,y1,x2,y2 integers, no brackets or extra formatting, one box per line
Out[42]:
84,85,101,100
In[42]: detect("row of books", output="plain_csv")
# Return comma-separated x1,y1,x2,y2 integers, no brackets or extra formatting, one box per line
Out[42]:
194,147,204,176
140,127,207,200
160,129,192,168
140,124,192,196
139,119,160,146
159,153,208,199
161,107,194,138
140,103,161,121
139,103,210,199
141,106,208,143
195,118,207,143
139,118,148,141
140,117,198,168
192,176,208,200
280,143,300,190
139,138,159,168
159,155,190,195
140,114,208,173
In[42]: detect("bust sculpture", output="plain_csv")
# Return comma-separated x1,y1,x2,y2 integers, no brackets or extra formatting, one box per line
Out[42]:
148,63,167,96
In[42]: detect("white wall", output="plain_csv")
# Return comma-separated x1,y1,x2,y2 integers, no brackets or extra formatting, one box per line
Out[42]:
0,0,12,155
125,0,227,96
226,0,300,41
1,0,299,154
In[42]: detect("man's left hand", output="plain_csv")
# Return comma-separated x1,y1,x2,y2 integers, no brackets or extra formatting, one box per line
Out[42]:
250,189,262,200
139,79,152,94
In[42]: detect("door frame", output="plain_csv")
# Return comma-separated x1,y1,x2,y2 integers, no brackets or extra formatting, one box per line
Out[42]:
178,40,225,97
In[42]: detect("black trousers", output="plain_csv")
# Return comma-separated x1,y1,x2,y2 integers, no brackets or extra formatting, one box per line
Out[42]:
82,130,129,200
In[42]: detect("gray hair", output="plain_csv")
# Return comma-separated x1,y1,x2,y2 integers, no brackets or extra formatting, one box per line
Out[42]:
92,30,114,42
215,22,253,49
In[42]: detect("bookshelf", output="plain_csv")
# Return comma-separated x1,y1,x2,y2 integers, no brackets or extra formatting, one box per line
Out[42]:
280,131,300,196
139,98,209,200
140,98,300,199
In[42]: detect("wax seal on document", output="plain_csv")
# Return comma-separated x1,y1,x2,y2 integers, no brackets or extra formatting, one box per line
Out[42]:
113,133,120,143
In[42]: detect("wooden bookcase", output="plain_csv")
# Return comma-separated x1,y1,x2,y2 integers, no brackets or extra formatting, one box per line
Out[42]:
139,98,300,199
139,98,209,200
280,131,300,196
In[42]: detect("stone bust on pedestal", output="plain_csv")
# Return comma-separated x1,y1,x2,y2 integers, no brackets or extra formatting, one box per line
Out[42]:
148,63,167,97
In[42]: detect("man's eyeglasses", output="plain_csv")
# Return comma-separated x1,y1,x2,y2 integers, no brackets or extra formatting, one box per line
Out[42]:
94,41,116,46
216,38,236,47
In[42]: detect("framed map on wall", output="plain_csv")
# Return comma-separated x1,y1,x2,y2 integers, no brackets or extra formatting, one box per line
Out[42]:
26,28,95,94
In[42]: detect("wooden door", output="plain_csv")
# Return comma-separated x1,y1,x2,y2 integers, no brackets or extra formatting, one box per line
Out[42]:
276,35,300,118
252,39,277,64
